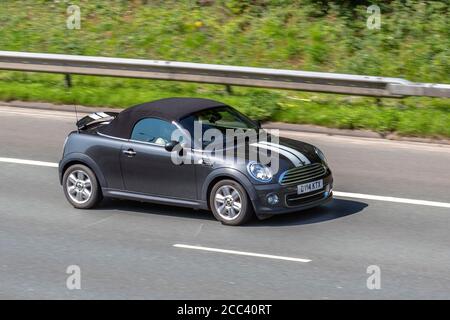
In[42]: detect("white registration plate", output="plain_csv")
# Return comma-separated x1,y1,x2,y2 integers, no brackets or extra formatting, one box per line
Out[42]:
297,180,323,195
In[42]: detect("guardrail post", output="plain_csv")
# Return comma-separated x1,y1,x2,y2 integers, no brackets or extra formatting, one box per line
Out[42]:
64,74,72,88
225,84,233,94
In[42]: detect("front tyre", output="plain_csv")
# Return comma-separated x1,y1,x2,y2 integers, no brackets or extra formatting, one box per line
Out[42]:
210,179,254,226
63,164,102,209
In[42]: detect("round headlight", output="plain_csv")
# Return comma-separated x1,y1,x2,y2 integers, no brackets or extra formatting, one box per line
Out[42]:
247,162,273,183
315,147,328,164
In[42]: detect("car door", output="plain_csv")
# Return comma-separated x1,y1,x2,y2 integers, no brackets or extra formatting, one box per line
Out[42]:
120,117,197,199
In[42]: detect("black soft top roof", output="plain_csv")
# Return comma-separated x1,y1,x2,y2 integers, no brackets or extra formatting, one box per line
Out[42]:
99,97,227,139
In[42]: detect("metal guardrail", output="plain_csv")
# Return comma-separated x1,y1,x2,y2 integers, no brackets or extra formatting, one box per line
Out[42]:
0,51,449,98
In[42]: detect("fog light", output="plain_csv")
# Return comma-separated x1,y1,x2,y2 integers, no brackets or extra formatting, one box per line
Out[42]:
267,194,279,205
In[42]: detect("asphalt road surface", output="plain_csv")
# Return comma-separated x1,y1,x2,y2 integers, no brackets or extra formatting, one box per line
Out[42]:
0,105,449,299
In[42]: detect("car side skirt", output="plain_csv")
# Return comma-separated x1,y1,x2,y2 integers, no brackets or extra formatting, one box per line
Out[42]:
102,188,209,210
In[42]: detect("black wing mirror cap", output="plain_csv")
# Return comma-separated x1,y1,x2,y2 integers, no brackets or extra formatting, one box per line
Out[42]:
164,140,179,152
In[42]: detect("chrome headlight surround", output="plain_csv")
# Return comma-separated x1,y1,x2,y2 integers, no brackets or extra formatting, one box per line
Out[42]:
315,147,328,165
247,161,273,183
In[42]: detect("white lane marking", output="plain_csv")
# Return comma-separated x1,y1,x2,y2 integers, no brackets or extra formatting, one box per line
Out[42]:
334,191,450,209
251,142,302,167
259,140,311,165
0,157,58,168
0,156,449,209
173,244,311,263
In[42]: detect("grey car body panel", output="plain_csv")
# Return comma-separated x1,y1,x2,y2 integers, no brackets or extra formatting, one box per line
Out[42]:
120,140,197,199
59,132,124,189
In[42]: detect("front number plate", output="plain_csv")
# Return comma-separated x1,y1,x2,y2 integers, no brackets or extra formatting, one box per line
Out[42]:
297,180,323,194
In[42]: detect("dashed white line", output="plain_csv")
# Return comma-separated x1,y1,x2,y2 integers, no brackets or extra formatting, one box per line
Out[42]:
0,156,449,209
0,157,58,168
333,191,450,209
173,244,311,263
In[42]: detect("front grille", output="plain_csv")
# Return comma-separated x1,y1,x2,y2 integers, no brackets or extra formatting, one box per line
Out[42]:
279,163,327,186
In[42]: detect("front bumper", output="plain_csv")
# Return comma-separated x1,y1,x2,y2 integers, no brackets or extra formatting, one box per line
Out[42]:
250,173,333,217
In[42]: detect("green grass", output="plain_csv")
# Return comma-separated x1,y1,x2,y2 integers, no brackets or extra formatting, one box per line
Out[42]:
0,0,448,138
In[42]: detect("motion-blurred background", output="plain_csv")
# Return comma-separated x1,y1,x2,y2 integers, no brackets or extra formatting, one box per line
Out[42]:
0,0,448,138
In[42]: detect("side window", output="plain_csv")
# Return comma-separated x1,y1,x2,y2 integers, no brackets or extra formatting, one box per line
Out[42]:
131,118,177,145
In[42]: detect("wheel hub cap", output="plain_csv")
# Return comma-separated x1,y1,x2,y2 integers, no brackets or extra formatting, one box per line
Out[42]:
214,185,242,221
66,170,92,204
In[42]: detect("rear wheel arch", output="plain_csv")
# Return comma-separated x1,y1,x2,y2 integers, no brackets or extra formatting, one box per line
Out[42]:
60,155,107,188
62,160,86,176
62,163,103,209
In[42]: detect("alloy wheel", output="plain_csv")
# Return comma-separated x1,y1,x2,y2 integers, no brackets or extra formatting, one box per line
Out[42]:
214,185,242,221
66,170,93,204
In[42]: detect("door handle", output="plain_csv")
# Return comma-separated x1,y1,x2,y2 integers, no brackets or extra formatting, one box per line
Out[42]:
123,149,137,157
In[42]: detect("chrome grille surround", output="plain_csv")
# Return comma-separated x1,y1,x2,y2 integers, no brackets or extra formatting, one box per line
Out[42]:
279,163,327,186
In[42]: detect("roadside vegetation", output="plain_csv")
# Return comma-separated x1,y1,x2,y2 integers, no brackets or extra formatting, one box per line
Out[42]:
0,0,448,138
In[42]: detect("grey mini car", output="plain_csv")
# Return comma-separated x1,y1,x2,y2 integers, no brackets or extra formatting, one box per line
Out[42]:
59,98,333,225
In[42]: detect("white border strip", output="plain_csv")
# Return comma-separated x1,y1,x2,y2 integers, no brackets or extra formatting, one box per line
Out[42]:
334,191,450,208
173,244,311,263
0,157,58,168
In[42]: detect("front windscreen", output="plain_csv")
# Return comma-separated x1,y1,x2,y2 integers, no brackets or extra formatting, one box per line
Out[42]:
178,106,259,149
180,106,258,132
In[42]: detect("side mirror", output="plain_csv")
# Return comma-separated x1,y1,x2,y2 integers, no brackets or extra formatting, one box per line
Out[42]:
164,140,179,152
255,119,262,129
